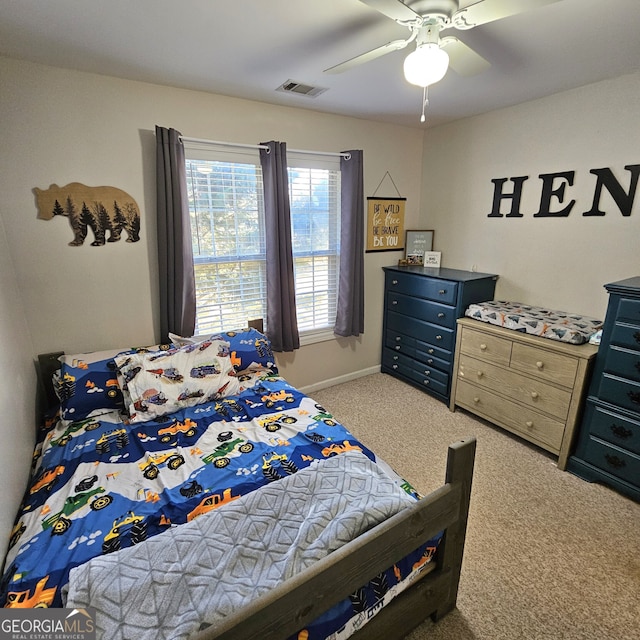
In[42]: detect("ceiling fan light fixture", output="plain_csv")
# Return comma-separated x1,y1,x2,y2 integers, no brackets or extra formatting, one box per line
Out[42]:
403,43,449,87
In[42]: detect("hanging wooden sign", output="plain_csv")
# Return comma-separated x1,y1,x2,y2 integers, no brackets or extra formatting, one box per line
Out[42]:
366,197,406,252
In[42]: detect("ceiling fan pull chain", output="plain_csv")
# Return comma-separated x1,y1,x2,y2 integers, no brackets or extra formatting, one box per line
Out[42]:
420,86,429,123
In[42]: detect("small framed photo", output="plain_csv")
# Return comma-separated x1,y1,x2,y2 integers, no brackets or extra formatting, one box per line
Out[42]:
423,251,442,267
404,230,434,266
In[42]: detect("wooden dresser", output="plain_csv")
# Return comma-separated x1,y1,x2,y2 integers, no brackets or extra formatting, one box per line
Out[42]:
381,266,497,403
450,317,598,469
568,277,640,501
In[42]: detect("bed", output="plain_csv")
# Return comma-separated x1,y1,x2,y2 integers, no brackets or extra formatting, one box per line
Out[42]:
1,328,475,640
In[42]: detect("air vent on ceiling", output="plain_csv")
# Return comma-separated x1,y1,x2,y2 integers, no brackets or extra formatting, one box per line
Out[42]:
276,80,327,98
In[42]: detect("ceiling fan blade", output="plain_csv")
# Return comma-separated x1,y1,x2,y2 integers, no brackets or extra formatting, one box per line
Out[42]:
440,36,490,76
358,0,422,23
452,0,562,29
324,39,411,74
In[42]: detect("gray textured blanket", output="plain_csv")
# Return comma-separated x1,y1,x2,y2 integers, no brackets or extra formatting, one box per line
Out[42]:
64,451,415,640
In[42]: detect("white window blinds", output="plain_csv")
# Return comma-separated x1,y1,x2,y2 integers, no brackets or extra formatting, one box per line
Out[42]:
185,144,341,337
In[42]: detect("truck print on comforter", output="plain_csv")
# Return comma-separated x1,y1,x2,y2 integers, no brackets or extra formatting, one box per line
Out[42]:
1,373,438,639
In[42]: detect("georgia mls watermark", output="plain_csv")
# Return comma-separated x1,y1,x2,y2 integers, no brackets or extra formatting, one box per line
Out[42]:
0,608,95,640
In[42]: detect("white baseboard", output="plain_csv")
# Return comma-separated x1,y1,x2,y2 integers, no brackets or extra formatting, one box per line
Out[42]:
298,365,381,395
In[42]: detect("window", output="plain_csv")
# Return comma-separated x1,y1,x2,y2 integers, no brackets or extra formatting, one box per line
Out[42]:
185,144,341,340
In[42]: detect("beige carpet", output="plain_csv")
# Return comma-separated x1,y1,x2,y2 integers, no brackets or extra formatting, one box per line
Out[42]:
311,373,640,640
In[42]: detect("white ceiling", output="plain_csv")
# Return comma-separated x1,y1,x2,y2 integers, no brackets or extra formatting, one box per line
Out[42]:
1,0,639,129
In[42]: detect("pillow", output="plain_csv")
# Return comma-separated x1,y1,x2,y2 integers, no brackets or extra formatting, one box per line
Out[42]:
169,328,277,373
54,344,168,421
114,338,240,423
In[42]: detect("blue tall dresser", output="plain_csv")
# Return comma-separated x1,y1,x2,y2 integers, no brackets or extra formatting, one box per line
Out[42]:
568,277,640,502
381,266,498,403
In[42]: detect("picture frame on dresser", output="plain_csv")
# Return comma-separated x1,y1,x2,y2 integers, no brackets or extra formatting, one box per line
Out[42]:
404,229,434,265
424,251,442,267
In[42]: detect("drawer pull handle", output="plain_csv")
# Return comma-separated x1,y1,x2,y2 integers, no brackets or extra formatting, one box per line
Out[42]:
392,300,398,305
393,355,398,361
476,371,484,378
395,336,401,342
428,348,434,354
610,424,632,439
536,361,544,369
604,454,626,469
392,364,398,370
628,391,640,405
438,289,446,295
634,331,640,344
530,391,539,399
424,370,430,375
438,312,445,318
473,396,480,403
525,421,534,428
423,379,430,385
392,279,398,285
436,335,442,341
427,358,434,364
395,346,401,351
480,343,487,350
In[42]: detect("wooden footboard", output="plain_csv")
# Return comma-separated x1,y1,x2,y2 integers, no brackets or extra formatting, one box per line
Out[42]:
196,437,476,640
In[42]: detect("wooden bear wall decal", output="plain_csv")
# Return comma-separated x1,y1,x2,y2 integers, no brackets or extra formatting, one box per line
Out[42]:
34,182,141,246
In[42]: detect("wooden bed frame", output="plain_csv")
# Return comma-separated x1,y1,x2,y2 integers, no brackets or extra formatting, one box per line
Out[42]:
36,352,475,640
197,436,476,640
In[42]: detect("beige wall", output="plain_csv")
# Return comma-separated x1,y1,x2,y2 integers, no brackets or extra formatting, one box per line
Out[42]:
0,56,424,386
0,213,36,558
420,72,640,320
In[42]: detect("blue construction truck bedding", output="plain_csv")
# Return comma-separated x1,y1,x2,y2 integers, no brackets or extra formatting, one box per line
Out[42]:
0,329,440,640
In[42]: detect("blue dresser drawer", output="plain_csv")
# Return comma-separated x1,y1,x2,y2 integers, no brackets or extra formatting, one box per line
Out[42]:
382,348,415,375
581,437,640,486
382,348,449,396
598,373,640,413
610,322,640,351
386,272,458,305
387,311,454,351
387,291,455,328
415,344,451,372
604,345,640,383
385,330,415,356
617,298,640,324
403,368,448,396
411,360,448,386
587,403,640,456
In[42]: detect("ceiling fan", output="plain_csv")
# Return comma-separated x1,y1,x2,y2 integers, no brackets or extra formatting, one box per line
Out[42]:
325,0,562,89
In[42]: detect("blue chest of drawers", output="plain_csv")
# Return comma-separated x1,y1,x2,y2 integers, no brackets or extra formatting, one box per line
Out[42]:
568,277,640,501
381,266,498,403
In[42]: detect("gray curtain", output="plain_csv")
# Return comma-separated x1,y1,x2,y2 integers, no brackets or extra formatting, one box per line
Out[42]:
155,126,196,342
335,149,365,337
259,140,300,352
